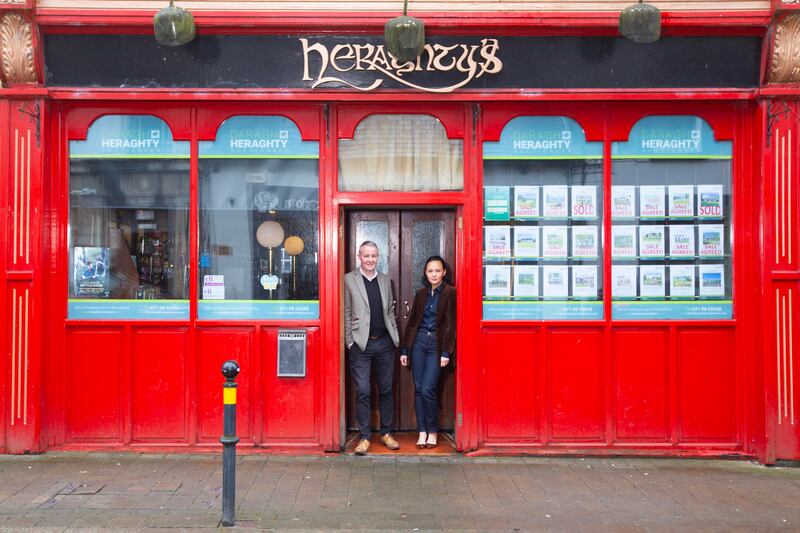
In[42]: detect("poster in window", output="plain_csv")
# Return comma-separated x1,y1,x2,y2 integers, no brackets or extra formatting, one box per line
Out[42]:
639,225,665,259
571,225,598,259
669,265,695,299
513,265,539,297
669,225,695,259
697,184,724,219
484,186,510,221
542,185,569,219
513,226,539,259
485,265,511,297
571,185,597,219
612,265,637,299
484,226,511,259
612,225,637,259
202,275,225,300
668,185,694,219
639,265,666,299
542,226,568,259
73,247,110,297
572,266,598,299
611,186,636,219
699,264,725,297
698,224,724,257
514,186,540,219
542,265,569,299
640,186,666,219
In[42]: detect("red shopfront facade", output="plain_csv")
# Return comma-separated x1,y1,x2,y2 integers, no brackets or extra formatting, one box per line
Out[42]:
0,3,799,464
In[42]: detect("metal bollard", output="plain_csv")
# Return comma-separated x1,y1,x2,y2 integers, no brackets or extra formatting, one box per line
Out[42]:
220,360,240,528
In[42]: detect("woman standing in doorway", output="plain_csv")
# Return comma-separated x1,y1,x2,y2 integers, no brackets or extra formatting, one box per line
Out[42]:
400,256,456,449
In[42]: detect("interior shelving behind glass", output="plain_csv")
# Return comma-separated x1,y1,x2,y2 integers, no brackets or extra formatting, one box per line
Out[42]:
482,116,603,320
611,116,733,320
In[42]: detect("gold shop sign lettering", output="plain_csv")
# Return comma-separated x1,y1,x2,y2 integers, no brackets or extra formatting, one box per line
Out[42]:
300,38,503,93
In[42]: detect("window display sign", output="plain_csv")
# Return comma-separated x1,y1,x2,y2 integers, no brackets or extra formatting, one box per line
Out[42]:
611,186,636,219
483,116,603,321
199,116,318,158
483,116,602,160
612,226,637,259
69,115,189,159
611,115,732,320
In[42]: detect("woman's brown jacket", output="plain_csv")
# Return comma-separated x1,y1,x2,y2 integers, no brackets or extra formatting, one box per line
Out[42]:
400,283,456,358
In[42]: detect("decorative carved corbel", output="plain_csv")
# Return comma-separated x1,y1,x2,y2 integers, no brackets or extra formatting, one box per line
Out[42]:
0,11,37,86
768,13,800,83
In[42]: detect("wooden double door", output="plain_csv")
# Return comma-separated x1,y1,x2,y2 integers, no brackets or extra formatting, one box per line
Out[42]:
346,209,456,433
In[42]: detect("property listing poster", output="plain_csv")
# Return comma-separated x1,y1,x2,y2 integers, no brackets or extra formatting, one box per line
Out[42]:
639,225,666,259
612,225,637,259
571,185,597,219
514,226,540,258
668,185,694,219
611,186,636,219
698,224,724,257
485,226,512,259
484,186,511,221
640,186,666,219
697,184,724,219
571,226,598,259
572,266,598,299
669,225,695,259
699,264,725,297
669,265,696,299
639,265,666,299
612,265,637,299
485,265,512,297
542,265,569,298
542,185,569,218
513,265,539,297
542,226,568,259
514,186,540,219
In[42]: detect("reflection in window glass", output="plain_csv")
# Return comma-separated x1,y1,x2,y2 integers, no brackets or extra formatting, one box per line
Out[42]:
339,114,463,191
198,116,320,320
68,115,189,320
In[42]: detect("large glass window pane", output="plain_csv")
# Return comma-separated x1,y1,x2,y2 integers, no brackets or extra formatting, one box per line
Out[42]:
482,117,603,320
68,115,189,320
338,114,463,191
611,116,733,320
198,116,319,320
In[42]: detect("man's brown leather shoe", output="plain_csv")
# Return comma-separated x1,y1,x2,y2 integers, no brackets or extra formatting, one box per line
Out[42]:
381,433,400,450
354,438,370,455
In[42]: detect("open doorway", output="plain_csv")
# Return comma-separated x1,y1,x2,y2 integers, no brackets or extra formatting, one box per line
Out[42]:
344,208,457,451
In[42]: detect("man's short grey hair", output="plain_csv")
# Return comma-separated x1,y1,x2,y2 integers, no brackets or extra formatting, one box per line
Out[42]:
358,241,379,254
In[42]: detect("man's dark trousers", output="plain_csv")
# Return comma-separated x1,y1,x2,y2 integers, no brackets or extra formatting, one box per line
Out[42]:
349,335,394,440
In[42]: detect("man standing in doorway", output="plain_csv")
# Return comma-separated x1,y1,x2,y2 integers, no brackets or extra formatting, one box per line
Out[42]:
344,241,401,455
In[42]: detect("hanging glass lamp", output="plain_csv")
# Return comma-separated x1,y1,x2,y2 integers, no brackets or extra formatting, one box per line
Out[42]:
619,0,661,44
154,0,196,47
385,0,425,63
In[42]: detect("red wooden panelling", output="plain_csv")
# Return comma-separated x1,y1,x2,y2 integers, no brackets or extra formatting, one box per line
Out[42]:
196,329,252,443
483,329,539,440
131,329,188,441
262,327,317,440
65,329,123,441
549,328,604,441
613,329,670,441
678,329,737,441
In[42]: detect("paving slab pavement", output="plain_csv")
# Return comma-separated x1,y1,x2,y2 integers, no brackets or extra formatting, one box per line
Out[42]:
0,452,799,531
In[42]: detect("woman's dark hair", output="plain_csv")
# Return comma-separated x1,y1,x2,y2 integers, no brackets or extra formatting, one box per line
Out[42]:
421,255,454,288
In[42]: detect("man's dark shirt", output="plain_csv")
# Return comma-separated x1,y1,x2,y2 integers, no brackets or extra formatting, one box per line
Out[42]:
363,274,388,339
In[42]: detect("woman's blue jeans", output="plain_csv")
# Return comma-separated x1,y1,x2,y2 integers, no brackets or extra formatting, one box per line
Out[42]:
411,332,442,433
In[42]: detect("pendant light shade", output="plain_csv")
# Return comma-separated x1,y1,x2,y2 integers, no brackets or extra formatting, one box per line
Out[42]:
154,0,196,47
619,0,661,44
385,0,425,63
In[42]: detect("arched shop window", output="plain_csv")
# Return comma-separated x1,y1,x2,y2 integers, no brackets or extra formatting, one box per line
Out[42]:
198,116,320,320
482,116,603,320
68,115,190,320
611,116,732,320
338,114,463,191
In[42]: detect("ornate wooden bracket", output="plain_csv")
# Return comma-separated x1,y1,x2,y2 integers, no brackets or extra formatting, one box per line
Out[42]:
0,11,38,86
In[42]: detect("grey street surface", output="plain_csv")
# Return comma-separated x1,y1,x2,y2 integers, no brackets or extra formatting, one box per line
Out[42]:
0,452,799,531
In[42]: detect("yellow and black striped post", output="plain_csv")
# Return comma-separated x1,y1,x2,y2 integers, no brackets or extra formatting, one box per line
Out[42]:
220,360,240,527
